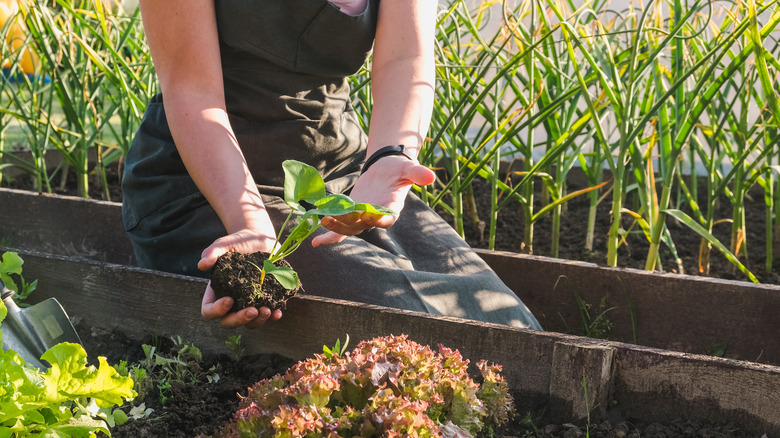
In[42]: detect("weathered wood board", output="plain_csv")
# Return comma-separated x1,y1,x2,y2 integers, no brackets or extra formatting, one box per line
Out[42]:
0,188,133,265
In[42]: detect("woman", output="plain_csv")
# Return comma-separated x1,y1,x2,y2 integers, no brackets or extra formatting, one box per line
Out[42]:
122,0,542,331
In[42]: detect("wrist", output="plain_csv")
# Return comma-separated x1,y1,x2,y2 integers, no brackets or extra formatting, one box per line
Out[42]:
361,144,416,174
224,198,273,235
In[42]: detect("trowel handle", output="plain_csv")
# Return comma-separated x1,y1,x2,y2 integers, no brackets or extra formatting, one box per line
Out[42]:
1,278,15,301
1,279,22,315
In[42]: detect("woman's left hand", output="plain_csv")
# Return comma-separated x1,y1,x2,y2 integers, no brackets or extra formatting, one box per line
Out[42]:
311,155,435,246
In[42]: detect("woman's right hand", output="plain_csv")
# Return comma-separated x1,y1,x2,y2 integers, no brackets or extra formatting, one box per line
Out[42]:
198,228,283,329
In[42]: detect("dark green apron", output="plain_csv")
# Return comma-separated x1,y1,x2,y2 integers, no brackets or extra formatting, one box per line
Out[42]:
122,0,541,329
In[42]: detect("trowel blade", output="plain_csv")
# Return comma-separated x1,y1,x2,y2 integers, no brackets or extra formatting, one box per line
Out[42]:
2,326,47,370
21,297,83,347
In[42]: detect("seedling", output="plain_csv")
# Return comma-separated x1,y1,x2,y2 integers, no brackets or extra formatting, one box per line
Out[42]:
321,334,349,359
211,160,396,310
225,334,245,361
0,251,37,304
131,336,219,406
263,160,396,289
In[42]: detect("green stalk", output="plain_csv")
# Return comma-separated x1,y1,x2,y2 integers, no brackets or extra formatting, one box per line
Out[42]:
729,80,751,272
523,0,538,254
775,170,780,270
765,170,774,272
489,140,499,250
558,15,611,253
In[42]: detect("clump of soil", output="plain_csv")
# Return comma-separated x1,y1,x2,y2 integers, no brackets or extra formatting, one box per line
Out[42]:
209,251,301,311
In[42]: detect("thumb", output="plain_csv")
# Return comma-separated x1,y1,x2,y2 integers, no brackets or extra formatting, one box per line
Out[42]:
404,162,436,186
312,230,348,247
199,245,226,271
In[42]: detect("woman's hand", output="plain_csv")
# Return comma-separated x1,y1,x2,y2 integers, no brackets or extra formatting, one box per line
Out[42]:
312,155,435,246
201,281,282,329
198,227,283,329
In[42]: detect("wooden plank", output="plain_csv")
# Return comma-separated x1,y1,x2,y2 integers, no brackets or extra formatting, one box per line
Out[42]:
477,249,780,365
611,343,780,436
0,188,133,265
548,341,615,422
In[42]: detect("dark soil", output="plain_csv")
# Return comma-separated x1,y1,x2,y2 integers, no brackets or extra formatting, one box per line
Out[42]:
79,323,296,438
210,251,300,312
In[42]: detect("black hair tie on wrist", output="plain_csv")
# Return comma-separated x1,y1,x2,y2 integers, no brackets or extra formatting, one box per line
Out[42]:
361,145,414,174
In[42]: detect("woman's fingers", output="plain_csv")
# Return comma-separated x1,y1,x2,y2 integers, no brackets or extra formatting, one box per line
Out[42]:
405,162,436,186
312,211,398,247
245,308,283,329
312,229,349,247
201,282,282,329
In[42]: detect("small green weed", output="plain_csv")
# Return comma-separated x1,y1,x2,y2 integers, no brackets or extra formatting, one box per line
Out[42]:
225,334,245,361
708,343,728,358
322,334,349,359
130,336,220,406
519,411,539,437
0,251,37,303
575,294,615,339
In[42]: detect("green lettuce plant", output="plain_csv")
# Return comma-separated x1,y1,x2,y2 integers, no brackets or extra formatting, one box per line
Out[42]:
206,334,514,438
0,300,136,437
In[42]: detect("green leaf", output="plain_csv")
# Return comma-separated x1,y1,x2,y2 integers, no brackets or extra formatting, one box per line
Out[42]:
45,417,111,437
262,260,300,290
40,343,136,408
663,209,758,283
0,252,24,293
282,160,326,212
308,194,355,217
354,203,398,217
112,407,129,426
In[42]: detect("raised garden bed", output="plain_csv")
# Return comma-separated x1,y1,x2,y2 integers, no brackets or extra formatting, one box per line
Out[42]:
2,187,780,436
5,247,780,436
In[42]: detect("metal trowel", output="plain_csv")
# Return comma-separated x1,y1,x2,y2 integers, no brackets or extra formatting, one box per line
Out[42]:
1,278,83,370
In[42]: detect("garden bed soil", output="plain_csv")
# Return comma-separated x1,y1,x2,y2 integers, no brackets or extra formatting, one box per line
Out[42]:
80,324,759,438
